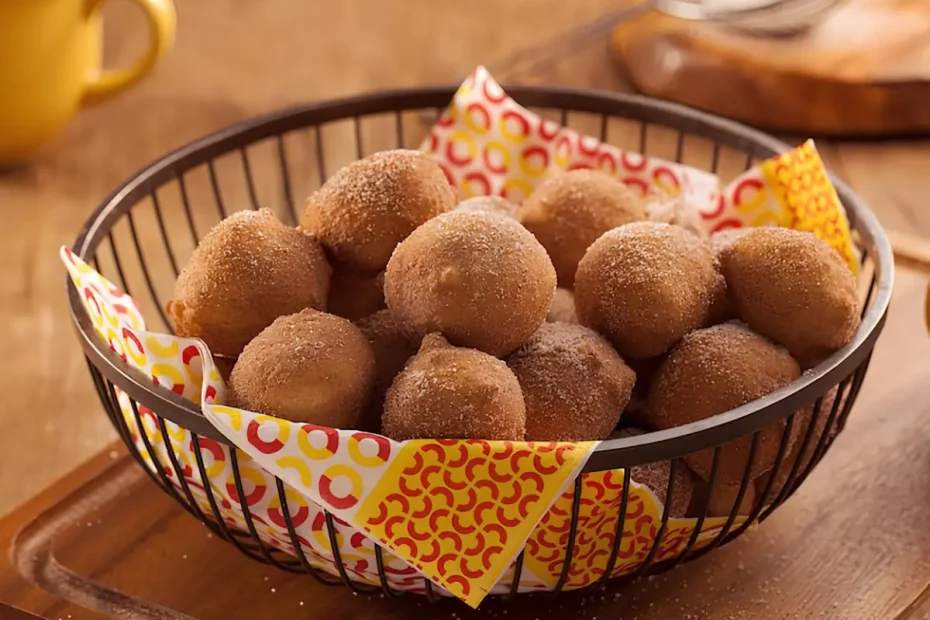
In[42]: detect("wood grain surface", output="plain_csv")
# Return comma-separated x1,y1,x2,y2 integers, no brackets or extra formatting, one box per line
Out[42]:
608,0,930,135
0,264,927,620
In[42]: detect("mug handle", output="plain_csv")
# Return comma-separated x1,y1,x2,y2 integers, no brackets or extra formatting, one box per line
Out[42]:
81,0,176,107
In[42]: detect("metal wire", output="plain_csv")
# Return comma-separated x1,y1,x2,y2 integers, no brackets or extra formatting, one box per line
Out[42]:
150,191,181,277
394,111,405,150
125,210,171,330
228,449,294,570
670,447,720,569
276,135,297,224
324,511,379,593
598,467,632,585
176,173,200,247
190,434,268,561
632,458,681,576
206,160,228,220
552,476,585,593
374,545,398,597
273,479,343,585
505,551,525,599
239,148,260,211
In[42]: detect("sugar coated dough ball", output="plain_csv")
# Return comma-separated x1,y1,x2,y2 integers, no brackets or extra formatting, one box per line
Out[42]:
384,210,556,357
227,309,374,428
575,222,717,360
382,333,526,441
455,195,519,220
301,150,457,273
327,268,385,321
518,169,647,287
506,323,635,441
546,288,578,324
168,208,331,357
720,227,860,368
647,322,801,485
355,309,421,432
613,428,693,518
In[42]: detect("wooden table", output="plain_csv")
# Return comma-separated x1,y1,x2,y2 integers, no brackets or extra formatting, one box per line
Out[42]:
1,0,929,618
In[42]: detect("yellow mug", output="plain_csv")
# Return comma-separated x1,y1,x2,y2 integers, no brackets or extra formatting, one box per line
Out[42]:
0,0,176,165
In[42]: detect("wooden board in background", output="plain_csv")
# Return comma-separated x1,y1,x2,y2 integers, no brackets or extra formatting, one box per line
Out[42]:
609,0,930,136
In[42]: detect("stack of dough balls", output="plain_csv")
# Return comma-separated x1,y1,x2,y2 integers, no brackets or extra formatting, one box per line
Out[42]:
165,146,861,521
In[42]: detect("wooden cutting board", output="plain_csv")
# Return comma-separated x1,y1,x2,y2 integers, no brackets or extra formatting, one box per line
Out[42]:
608,0,930,136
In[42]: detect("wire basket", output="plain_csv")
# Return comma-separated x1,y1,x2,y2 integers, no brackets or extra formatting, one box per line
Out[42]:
67,86,893,600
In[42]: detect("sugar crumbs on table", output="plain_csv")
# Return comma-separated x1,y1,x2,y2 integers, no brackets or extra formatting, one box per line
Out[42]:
109,450,119,459
300,602,304,606
182,554,188,559
271,588,276,593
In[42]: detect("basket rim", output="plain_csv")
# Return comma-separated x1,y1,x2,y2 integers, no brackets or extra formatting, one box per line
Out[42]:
67,84,895,470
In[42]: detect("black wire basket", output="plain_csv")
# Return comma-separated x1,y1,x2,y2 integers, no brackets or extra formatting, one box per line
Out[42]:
66,86,893,601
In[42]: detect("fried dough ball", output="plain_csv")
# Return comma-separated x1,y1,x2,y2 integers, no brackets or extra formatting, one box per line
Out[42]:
382,333,526,441
575,222,717,360
355,309,421,432
691,476,757,518
506,323,635,441
720,228,860,368
647,322,801,485
227,309,374,428
455,195,519,220
384,211,556,357
327,269,385,321
613,428,693,518
168,209,331,357
518,169,647,287
301,150,456,274
645,188,705,239
546,288,578,324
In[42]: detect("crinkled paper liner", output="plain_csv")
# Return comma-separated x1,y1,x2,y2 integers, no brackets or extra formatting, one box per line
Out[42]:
60,67,857,608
